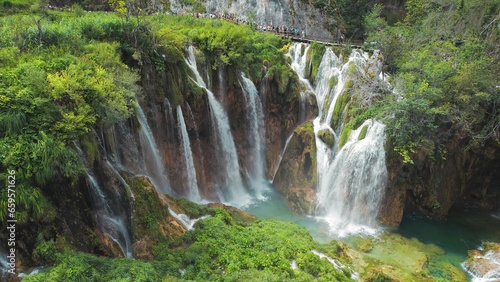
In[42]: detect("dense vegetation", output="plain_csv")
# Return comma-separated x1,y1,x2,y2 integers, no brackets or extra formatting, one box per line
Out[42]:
1,0,498,280
24,208,354,281
359,0,499,163
0,2,301,277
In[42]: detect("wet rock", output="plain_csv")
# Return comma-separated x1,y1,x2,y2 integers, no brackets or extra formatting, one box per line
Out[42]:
464,242,500,281
317,128,335,147
272,121,317,214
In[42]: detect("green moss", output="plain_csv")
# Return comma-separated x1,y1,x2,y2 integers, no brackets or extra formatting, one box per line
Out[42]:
305,42,326,82
318,128,335,147
294,121,318,184
338,127,352,148
175,198,213,218
347,63,358,77
80,134,99,165
128,177,170,241
330,93,351,129
329,75,338,89
167,68,185,108
358,125,368,140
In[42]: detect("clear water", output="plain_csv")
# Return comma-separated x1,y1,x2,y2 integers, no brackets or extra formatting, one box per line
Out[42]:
397,209,500,267
244,184,333,243
245,185,500,279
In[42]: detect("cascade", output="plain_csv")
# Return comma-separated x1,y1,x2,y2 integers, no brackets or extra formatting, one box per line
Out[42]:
105,160,135,200
316,120,387,236
288,43,311,123
463,250,500,282
136,101,172,195
185,45,251,207
271,134,293,182
176,105,202,202
85,172,133,258
240,73,268,199
168,208,211,230
287,42,388,236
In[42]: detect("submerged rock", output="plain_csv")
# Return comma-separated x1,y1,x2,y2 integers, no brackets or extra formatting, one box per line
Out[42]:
347,232,468,282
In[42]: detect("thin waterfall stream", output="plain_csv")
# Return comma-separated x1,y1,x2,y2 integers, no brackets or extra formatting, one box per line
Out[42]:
176,105,202,203
185,45,252,207
136,100,172,195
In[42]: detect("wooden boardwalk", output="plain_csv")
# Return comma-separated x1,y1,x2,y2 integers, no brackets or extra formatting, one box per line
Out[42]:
282,35,365,49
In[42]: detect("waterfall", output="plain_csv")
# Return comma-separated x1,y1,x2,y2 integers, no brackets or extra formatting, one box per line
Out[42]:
168,208,211,230
316,120,387,236
136,101,172,195
287,43,388,237
463,250,500,282
176,105,202,202
85,172,133,258
185,45,252,207
240,73,268,199
271,133,293,182
288,43,311,123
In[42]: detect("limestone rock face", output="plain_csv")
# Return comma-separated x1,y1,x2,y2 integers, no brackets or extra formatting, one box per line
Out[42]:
170,0,335,41
272,121,317,213
379,136,500,225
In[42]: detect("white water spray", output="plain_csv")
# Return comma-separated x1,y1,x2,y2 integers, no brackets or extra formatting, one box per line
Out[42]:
287,43,388,237
85,172,133,258
176,105,202,202
185,45,252,207
136,101,172,195
240,73,268,199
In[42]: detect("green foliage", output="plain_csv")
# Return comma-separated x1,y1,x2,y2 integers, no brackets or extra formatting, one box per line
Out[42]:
363,0,500,162
175,198,213,218
364,3,387,35
27,214,354,281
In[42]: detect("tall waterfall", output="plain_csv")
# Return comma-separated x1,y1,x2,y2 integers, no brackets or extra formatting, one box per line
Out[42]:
287,43,388,236
240,73,268,199
136,101,172,195
85,172,133,258
176,105,202,202
185,45,251,207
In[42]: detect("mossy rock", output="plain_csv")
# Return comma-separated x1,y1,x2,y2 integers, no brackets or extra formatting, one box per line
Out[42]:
207,203,257,223
330,93,350,129
338,127,352,149
318,128,335,147
329,76,338,89
358,125,368,141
